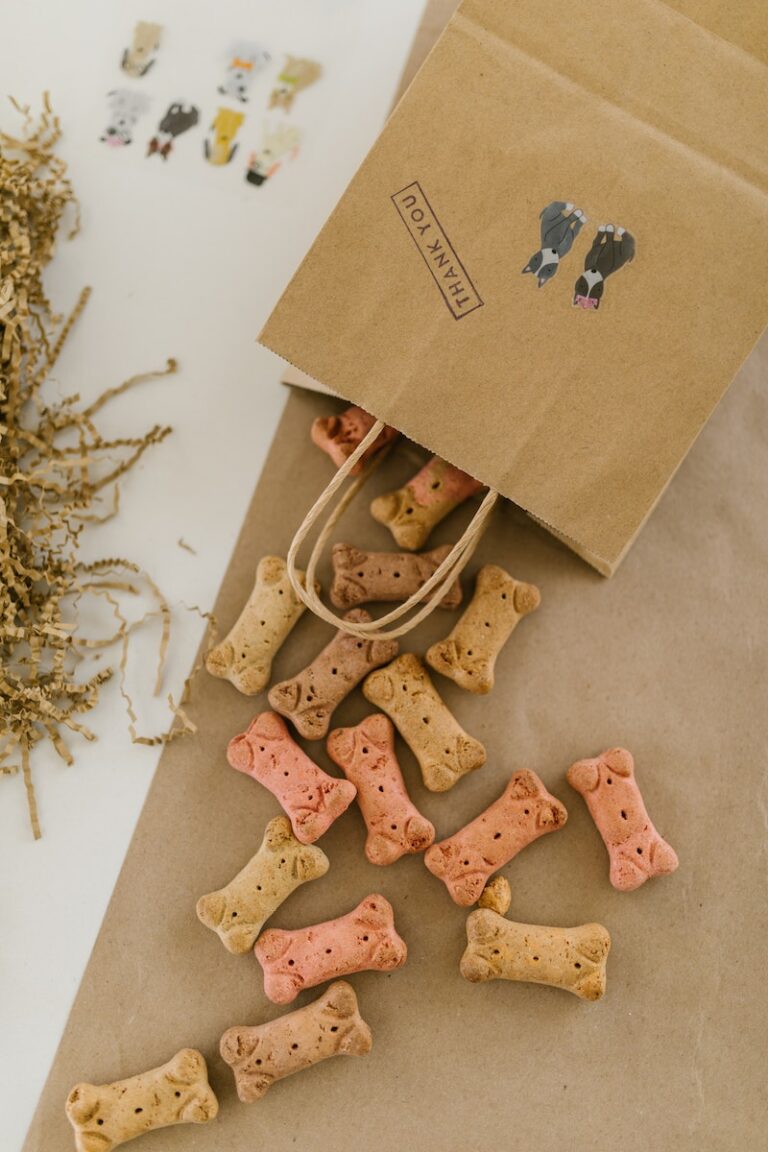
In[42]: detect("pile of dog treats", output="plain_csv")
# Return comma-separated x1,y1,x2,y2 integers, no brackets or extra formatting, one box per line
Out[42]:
64,405,679,1151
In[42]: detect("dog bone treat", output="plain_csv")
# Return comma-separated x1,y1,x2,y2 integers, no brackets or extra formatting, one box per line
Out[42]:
330,543,463,610
363,653,486,792
460,910,611,1001
311,405,399,474
478,874,512,916
268,609,399,740
370,456,485,550
567,747,679,891
65,1049,218,1152
206,555,315,696
227,712,356,844
424,770,568,905
426,565,541,693
254,893,407,1004
221,981,372,1102
196,815,329,954
326,714,436,865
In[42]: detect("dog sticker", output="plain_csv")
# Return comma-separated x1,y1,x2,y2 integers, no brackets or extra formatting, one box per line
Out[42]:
269,56,322,111
245,122,301,186
147,103,200,160
219,42,271,103
522,201,587,288
204,107,245,165
121,21,162,78
573,225,635,310
100,90,151,148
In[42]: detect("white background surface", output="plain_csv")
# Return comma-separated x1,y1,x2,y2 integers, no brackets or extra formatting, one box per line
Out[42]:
0,2,423,1146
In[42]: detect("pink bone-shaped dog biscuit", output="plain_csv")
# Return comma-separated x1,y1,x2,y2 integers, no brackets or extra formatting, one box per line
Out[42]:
567,747,678,891
227,712,356,844
254,893,407,1004
326,714,436,865
424,770,568,906
310,405,399,474
370,457,486,551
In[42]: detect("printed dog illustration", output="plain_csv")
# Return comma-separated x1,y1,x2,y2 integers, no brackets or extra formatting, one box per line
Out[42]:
219,42,271,103
269,56,322,111
573,225,635,310
100,90,150,148
147,103,200,160
522,201,587,288
245,122,301,186
204,108,245,166
121,20,162,78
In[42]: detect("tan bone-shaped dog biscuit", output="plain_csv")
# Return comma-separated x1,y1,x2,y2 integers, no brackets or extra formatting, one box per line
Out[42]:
567,747,679,891
363,653,486,792
327,714,436,864
370,456,485,550
65,1048,218,1152
311,405,399,474
461,910,611,1001
427,565,541,693
227,712,356,844
196,815,329,953
330,543,463,610
206,555,315,695
220,980,372,1102
254,893,407,1004
424,770,568,905
268,609,398,739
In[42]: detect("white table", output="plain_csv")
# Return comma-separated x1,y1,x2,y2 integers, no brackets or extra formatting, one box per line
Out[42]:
0,2,423,1146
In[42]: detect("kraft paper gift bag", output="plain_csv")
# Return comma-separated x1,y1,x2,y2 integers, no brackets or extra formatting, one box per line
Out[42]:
261,0,768,575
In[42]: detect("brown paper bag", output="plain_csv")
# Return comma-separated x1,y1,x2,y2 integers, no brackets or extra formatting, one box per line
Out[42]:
261,0,768,575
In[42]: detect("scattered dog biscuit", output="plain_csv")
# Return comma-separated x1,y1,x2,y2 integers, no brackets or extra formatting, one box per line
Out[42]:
220,980,371,1102
478,874,512,915
227,712,356,844
311,406,399,474
100,90,151,148
426,564,541,693
269,56,322,111
196,815,329,954
424,769,568,905
206,555,313,696
121,21,162,78
254,893,407,1004
460,911,610,1001
370,456,485,550
147,102,199,160
204,107,245,165
65,1048,218,1151
363,653,486,792
268,609,398,740
567,747,678,891
330,543,462,610
327,714,435,865
245,121,301,186
218,42,271,103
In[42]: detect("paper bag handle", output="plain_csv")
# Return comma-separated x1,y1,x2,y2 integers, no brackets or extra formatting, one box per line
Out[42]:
286,419,499,639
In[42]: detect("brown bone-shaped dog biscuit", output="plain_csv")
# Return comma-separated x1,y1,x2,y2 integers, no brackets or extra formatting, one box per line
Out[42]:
327,714,436,864
330,543,463,610
311,405,399,474
460,910,611,1001
424,770,568,905
220,980,372,1103
206,555,316,696
370,456,485,551
254,893,407,1004
268,609,398,739
227,712,356,844
362,653,486,792
196,815,329,954
567,747,679,891
65,1048,218,1152
426,565,541,693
